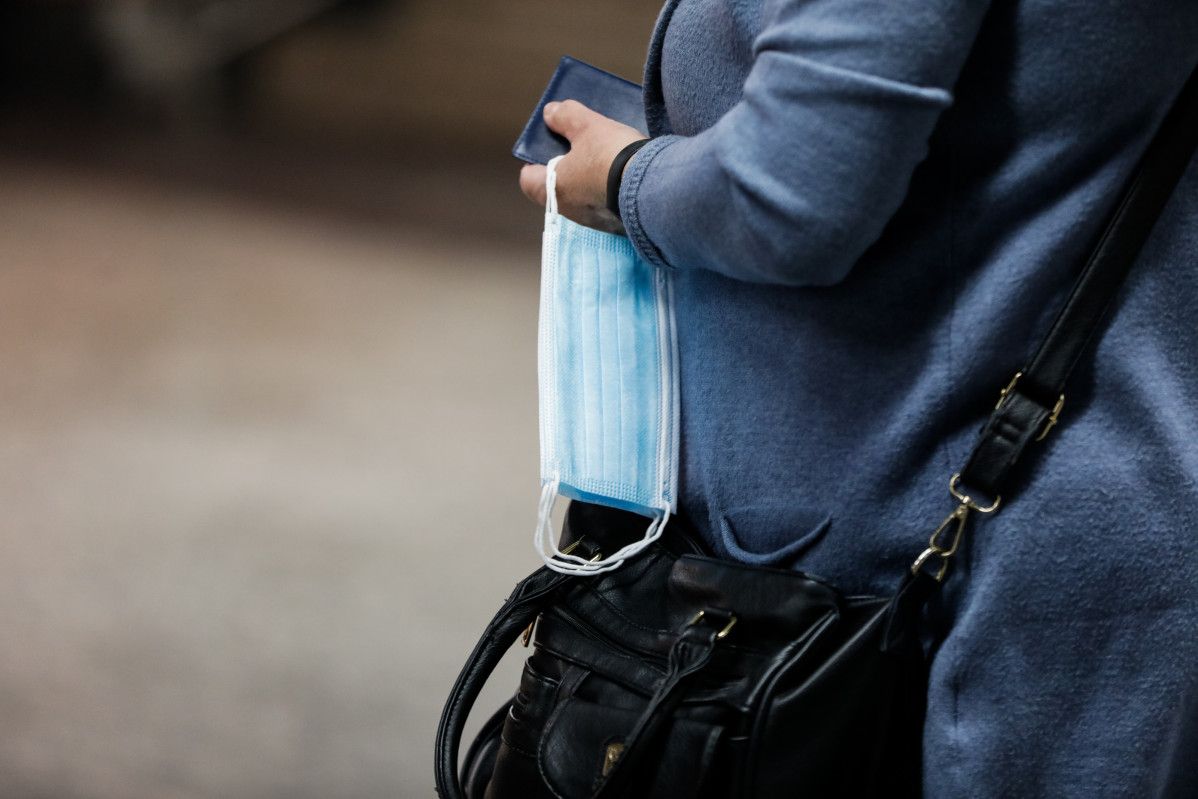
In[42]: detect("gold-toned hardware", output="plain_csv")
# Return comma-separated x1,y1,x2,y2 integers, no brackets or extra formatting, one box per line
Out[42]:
929,505,970,559
1036,394,1066,441
689,610,738,639
602,742,625,776
521,619,536,648
996,372,1023,410
949,474,1001,514
912,473,1008,582
911,503,972,582
560,539,603,562
995,372,1066,442
911,547,943,579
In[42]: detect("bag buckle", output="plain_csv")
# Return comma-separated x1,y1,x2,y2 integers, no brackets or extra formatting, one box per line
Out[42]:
689,609,737,640
998,372,1066,442
559,537,604,563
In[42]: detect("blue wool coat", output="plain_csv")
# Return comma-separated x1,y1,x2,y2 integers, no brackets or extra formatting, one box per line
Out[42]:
619,0,1198,795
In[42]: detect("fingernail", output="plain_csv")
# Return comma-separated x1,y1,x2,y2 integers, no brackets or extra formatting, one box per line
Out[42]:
544,102,560,116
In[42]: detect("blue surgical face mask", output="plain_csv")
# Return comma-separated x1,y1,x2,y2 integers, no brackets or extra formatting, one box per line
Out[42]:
535,156,680,574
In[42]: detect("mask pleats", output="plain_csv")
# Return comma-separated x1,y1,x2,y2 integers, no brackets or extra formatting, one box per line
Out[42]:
615,254,641,491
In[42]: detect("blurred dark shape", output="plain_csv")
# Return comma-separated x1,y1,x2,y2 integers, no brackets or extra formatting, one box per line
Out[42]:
0,0,662,245
0,0,394,126
0,2,110,111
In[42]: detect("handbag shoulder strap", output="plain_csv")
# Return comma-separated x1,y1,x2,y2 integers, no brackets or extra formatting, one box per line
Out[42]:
957,63,1198,503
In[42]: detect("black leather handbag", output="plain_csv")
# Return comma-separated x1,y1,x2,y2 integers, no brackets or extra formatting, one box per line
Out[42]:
446,503,932,799
435,67,1198,799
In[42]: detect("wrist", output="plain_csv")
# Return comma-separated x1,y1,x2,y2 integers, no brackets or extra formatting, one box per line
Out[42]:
606,138,651,220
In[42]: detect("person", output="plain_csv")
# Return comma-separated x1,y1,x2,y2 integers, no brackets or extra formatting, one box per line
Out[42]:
519,1,1198,796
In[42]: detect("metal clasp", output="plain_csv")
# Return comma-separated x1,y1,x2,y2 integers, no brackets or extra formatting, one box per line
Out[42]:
602,742,625,776
997,372,1066,442
911,504,970,582
912,475,1002,582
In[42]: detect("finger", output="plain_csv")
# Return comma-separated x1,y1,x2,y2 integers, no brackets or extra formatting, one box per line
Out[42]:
543,99,597,140
519,163,548,207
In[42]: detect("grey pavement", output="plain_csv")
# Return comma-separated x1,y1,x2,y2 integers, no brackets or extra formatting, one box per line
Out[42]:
0,140,548,798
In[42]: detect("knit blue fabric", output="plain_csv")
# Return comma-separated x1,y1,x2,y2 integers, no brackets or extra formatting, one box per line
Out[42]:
619,0,1198,795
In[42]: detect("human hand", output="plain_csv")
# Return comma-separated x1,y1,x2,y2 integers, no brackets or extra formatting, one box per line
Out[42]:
519,100,647,234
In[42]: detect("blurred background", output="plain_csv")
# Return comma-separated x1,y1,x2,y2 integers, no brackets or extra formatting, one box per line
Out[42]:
0,1,660,796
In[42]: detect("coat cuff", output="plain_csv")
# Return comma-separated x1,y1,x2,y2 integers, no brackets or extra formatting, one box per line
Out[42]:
619,135,678,270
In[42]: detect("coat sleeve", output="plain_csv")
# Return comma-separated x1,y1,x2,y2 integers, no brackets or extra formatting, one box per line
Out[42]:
620,0,993,286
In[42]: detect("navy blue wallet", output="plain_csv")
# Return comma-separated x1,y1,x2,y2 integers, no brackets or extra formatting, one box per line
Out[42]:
512,56,647,165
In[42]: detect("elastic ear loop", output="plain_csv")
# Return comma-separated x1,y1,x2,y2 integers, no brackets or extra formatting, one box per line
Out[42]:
533,157,669,575
535,479,670,575
545,155,563,218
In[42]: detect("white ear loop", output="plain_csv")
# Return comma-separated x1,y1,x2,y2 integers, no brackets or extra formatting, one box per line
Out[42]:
534,478,671,575
545,155,564,218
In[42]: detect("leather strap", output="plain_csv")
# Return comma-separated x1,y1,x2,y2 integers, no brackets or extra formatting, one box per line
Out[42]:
434,565,576,799
959,63,1198,501
590,614,729,798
